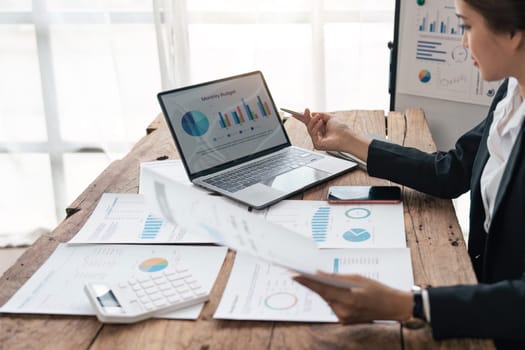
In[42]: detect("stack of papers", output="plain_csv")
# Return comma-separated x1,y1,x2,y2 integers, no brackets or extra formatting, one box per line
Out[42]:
0,160,226,319
140,163,414,322
2,159,414,324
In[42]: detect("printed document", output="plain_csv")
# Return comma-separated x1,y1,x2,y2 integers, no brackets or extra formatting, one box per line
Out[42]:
0,244,227,319
215,250,413,322
68,193,217,244
140,167,413,289
253,200,406,249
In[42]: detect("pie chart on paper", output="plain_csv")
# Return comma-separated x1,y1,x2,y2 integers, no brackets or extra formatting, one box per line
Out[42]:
139,257,169,272
343,228,371,242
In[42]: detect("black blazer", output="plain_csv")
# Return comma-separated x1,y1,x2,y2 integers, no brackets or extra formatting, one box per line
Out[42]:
367,80,525,349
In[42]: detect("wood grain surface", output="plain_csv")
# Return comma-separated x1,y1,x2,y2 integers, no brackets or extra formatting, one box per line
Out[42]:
0,110,493,349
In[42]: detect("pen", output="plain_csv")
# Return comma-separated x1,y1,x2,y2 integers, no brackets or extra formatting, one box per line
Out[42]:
281,107,332,125
280,108,304,119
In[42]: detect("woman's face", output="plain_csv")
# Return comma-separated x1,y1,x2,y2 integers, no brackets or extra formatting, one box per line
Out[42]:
455,0,514,81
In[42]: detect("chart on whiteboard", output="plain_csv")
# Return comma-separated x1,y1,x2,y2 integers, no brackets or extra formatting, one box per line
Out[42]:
396,0,501,105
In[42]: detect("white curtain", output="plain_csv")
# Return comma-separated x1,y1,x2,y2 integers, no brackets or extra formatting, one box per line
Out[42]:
154,0,191,89
0,1,161,246
152,0,395,112
1,0,394,246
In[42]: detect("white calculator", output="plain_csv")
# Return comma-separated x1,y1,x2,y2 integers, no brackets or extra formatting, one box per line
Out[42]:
84,266,209,323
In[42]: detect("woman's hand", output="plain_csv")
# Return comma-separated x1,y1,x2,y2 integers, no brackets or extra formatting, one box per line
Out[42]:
293,272,413,324
290,108,372,162
297,109,352,151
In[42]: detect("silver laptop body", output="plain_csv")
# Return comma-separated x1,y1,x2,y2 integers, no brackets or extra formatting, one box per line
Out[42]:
157,71,356,209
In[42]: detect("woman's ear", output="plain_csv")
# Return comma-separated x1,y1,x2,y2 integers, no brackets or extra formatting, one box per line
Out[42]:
509,30,524,50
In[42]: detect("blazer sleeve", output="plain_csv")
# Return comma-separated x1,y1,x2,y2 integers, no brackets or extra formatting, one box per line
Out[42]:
366,127,484,198
428,276,525,340
366,80,508,198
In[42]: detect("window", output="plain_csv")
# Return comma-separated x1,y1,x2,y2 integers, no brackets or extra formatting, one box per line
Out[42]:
0,1,161,241
1,0,395,243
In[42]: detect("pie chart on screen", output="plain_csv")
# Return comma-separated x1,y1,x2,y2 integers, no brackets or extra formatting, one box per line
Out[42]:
181,110,210,136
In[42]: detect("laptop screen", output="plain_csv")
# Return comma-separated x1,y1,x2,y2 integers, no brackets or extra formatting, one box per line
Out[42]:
158,71,290,177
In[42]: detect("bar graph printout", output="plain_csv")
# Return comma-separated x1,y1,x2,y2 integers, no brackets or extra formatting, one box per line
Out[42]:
68,193,217,244
214,250,413,322
141,167,414,291
396,0,501,105
252,200,406,249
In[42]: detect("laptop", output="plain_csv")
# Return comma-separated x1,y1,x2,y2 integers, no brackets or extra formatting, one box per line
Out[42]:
157,71,357,209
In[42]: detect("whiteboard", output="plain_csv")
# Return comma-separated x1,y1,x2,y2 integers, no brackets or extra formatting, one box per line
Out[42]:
391,0,501,150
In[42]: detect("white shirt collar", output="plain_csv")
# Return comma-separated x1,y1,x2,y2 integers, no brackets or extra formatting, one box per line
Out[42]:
495,78,525,137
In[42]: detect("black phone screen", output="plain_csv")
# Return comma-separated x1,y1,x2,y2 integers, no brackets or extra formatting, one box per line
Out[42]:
327,186,401,203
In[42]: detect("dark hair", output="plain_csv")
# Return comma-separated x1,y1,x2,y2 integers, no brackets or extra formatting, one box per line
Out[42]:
464,0,525,33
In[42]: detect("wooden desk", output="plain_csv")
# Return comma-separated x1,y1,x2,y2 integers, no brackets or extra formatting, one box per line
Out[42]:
0,110,494,349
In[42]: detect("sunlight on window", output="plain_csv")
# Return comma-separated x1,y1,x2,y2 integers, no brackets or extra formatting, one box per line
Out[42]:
0,25,47,142
1,1,396,242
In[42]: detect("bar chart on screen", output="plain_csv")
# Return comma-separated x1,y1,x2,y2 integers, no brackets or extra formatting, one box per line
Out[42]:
218,96,272,129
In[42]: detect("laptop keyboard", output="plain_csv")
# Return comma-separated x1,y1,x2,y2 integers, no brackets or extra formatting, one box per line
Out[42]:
203,148,323,193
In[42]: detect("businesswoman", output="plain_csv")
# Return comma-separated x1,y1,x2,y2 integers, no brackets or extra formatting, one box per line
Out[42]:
291,0,525,348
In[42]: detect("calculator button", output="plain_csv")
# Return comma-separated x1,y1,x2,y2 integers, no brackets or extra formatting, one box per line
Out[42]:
167,274,184,282
171,281,185,288
144,286,157,294
140,280,155,289
189,282,202,290
176,266,188,273
194,289,206,296
162,289,175,297
167,295,181,303
154,299,168,307
158,283,171,291
176,286,190,293
137,276,150,283
184,277,197,283
180,291,194,300
164,271,176,277
149,292,163,301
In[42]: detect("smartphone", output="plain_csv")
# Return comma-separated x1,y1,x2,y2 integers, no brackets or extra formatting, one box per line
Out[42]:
327,186,401,204
280,108,304,118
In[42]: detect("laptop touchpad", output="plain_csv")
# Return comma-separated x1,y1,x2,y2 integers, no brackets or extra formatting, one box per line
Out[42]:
263,167,329,192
